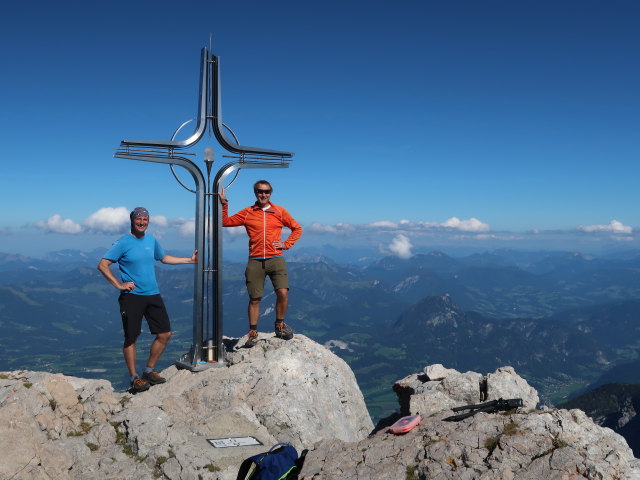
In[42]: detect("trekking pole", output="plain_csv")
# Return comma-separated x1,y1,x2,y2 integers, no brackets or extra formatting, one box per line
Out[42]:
443,398,523,422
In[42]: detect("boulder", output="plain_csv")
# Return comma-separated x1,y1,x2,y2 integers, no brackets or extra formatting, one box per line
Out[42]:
424,363,459,381
0,370,124,480
0,334,373,480
301,364,640,480
394,364,539,417
486,366,539,409
301,406,640,479
2,352,638,480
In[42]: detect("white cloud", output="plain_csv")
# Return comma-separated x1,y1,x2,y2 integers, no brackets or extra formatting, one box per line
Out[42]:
83,207,130,233
611,235,633,242
577,219,632,234
35,208,176,236
306,222,356,235
440,217,490,232
367,220,398,229
226,226,245,237
388,234,413,259
35,214,83,234
175,218,195,236
332,222,357,234
468,233,524,241
365,217,490,233
304,217,491,236
151,215,169,228
307,222,339,233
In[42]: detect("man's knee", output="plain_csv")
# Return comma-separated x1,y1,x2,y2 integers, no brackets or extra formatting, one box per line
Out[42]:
156,331,172,343
249,297,262,305
275,288,288,299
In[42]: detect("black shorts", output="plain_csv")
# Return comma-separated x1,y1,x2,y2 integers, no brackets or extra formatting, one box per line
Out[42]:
118,293,171,340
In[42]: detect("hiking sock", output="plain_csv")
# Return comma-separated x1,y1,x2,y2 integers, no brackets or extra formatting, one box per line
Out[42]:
249,325,257,331
130,374,139,384
144,366,154,374
275,319,285,324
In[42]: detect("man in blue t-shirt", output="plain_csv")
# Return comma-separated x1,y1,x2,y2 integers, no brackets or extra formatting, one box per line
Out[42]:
98,207,197,393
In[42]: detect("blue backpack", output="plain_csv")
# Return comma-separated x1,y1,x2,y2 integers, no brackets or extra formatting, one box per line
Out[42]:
236,443,307,480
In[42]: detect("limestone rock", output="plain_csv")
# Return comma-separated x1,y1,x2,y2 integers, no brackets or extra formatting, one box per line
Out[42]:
394,369,482,417
619,396,637,429
0,334,372,480
301,365,640,480
486,366,539,409
424,363,459,381
394,364,539,417
225,334,373,445
2,350,638,480
0,371,129,480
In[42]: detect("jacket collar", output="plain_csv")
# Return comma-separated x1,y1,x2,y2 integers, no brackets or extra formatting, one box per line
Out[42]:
251,202,277,211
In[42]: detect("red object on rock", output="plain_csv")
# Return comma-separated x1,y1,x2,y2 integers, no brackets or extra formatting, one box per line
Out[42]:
389,414,421,434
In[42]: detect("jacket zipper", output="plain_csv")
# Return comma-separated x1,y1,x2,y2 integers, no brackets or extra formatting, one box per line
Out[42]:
262,209,267,258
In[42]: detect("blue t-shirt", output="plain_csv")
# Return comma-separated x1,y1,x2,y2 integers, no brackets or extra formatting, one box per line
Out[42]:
103,234,165,296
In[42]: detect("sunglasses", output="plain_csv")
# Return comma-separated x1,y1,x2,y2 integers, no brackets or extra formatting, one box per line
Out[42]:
255,189,272,194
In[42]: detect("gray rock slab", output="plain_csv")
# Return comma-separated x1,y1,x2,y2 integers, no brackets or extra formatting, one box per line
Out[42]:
300,407,640,479
0,334,372,480
394,364,539,417
3,354,638,480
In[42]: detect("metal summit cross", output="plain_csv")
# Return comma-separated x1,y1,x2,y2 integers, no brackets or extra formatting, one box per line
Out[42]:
114,46,294,370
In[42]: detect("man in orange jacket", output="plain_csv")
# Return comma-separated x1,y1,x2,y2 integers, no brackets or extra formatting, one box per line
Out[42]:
219,180,302,347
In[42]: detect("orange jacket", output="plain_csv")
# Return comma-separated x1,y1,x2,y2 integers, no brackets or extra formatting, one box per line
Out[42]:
222,202,302,259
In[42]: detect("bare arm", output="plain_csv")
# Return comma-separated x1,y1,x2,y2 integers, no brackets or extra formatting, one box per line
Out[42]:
161,250,198,265
97,258,135,291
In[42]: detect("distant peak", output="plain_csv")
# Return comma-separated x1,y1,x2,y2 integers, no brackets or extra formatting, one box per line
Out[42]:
394,294,463,331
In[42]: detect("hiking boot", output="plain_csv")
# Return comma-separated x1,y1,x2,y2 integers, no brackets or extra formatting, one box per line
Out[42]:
142,370,166,385
274,321,294,340
245,329,259,348
130,377,150,393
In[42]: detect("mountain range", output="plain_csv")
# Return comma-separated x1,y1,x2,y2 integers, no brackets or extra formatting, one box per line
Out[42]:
2,247,640,422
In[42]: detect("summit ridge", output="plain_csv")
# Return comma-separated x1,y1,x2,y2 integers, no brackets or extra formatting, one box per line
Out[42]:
2,335,639,479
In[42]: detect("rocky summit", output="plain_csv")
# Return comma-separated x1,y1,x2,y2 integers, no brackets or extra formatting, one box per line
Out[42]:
302,364,640,479
0,334,371,480
1,335,639,480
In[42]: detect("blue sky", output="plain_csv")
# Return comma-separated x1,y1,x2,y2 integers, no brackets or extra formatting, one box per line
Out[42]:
1,0,639,258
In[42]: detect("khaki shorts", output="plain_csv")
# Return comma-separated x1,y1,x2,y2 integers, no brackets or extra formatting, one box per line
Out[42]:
245,257,289,299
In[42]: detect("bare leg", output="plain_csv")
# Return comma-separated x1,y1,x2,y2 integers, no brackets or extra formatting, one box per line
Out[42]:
146,331,172,369
248,298,261,327
123,339,137,376
275,288,289,320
